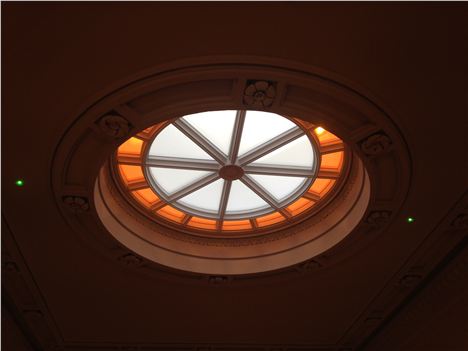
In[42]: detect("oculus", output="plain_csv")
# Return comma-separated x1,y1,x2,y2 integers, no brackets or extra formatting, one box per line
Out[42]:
114,110,346,235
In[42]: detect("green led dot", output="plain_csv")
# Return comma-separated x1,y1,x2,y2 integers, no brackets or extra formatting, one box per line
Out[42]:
15,179,24,187
407,217,415,223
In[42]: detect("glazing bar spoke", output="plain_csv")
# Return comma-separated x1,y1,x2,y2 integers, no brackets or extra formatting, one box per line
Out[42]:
229,110,246,164
146,156,220,171
240,176,290,218
218,180,232,221
166,174,220,202
237,127,304,166
173,119,227,164
244,164,314,177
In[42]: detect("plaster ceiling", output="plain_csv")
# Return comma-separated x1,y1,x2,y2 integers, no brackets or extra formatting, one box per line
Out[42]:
2,3,467,350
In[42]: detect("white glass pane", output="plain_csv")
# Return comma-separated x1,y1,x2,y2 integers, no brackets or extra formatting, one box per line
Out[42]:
149,167,213,195
226,180,270,213
251,135,315,168
149,124,213,160
248,174,307,202
237,111,297,156
177,179,224,212
182,111,237,155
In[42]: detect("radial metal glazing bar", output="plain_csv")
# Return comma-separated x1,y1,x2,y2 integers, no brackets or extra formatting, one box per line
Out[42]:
237,127,304,166
173,119,227,164
218,180,232,221
239,176,289,217
229,110,246,164
166,173,220,202
243,164,314,177
146,156,220,171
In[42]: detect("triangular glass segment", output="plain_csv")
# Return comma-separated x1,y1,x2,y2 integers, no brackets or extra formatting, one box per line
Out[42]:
182,111,237,155
225,180,270,213
149,167,213,195
177,179,224,213
148,124,214,160
237,111,297,157
248,174,307,202
251,135,315,168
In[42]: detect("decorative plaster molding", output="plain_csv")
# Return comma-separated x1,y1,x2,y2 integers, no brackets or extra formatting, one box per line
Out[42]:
2,219,62,351
360,133,392,156
23,309,44,320
243,80,276,108
399,274,423,288
48,58,414,348
98,113,132,139
341,191,468,349
118,253,144,267
451,213,468,229
207,275,231,285
61,344,335,350
295,259,322,272
62,196,90,213
365,211,392,227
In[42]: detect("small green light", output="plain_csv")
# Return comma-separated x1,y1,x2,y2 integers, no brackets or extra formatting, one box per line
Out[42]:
15,179,24,187
407,217,415,223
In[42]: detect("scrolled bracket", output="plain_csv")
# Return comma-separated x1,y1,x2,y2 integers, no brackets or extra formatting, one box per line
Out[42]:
98,113,132,139
360,132,392,157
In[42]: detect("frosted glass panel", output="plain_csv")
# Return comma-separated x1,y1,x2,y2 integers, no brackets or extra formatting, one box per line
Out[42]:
251,135,314,168
149,167,213,195
177,179,224,212
182,111,236,155
249,174,307,202
149,124,213,160
238,111,296,156
226,180,270,213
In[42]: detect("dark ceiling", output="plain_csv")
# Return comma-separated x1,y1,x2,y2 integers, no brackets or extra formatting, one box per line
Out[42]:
2,3,468,351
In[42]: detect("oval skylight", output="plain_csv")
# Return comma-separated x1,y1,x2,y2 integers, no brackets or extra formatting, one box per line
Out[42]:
115,110,346,233
145,110,317,220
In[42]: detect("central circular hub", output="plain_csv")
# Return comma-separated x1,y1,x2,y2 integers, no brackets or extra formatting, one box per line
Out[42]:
219,165,244,180
254,91,265,100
